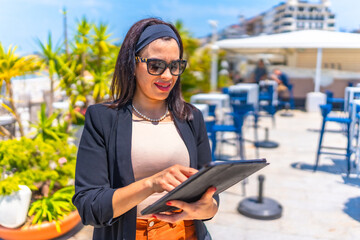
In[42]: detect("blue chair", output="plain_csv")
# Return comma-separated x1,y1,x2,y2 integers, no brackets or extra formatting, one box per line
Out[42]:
277,83,295,110
210,103,255,160
229,91,248,105
325,90,344,111
315,104,352,175
258,85,276,124
208,104,217,118
205,118,217,161
222,87,229,94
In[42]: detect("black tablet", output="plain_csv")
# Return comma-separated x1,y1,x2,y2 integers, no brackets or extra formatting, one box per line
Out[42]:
141,158,268,215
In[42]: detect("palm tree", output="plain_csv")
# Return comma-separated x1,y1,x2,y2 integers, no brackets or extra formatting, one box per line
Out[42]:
36,33,62,116
174,20,199,60
74,16,92,78
0,43,39,136
89,22,116,103
88,65,112,103
91,22,114,68
174,20,202,99
30,103,68,142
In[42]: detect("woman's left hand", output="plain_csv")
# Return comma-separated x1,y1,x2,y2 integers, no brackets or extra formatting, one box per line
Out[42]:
152,187,218,223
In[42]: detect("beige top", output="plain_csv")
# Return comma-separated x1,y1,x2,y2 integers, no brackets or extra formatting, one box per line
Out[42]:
131,119,190,217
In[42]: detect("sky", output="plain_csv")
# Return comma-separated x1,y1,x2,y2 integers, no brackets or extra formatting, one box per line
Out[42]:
1,0,360,55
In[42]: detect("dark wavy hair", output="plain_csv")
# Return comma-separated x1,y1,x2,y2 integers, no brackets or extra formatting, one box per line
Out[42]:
109,17,193,120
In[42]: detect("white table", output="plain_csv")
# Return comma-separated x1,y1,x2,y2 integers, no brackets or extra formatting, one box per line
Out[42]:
351,99,360,177
53,101,69,110
259,80,278,106
229,83,259,109
192,103,209,119
344,87,360,112
190,93,230,122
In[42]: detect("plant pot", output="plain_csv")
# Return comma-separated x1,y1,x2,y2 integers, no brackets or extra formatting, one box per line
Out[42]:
0,211,81,240
0,185,31,228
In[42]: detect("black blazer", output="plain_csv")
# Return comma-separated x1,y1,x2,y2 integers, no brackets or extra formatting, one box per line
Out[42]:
72,102,219,240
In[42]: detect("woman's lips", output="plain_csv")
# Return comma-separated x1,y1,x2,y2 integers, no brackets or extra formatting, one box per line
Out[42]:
154,82,171,91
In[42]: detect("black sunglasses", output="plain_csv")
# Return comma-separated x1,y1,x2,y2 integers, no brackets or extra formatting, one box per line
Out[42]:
135,56,187,76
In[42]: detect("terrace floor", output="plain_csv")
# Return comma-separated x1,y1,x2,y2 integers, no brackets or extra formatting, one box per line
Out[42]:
68,109,360,240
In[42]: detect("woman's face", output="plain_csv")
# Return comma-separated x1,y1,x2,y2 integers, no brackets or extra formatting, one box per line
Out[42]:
134,38,180,104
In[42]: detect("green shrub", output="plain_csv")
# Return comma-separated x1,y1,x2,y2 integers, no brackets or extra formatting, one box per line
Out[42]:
0,137,77,195
28,186,76,232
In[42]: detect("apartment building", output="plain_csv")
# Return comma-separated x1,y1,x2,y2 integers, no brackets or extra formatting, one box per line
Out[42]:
263,0,335,34
220,0,336,39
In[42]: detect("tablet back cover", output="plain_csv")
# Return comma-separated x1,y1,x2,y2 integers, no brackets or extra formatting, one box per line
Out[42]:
141,159,268,215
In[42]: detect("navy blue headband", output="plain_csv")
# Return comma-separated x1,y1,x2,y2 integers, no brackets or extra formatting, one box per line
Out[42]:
135,24,180,53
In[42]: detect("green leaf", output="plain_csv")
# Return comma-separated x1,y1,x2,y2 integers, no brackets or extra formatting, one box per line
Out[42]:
32,209,43,224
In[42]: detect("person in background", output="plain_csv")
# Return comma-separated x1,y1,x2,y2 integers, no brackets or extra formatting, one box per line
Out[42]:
271,68,290,100
253,59,268,84
232,71,243,84
72,17,219,240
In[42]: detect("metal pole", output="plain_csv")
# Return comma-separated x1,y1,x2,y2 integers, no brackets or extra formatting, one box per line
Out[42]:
209,20,218,92
210,45,219,92
62,7,69,57
314,48,323,92
257,175,265,203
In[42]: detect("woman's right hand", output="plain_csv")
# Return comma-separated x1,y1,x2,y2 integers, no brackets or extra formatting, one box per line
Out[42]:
145,164,198,193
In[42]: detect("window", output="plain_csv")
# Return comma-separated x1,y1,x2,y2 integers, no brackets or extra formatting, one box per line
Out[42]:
328,23,335,27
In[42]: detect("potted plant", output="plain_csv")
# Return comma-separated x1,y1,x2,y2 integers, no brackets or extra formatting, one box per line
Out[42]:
0,117,80,239
0,185,31,228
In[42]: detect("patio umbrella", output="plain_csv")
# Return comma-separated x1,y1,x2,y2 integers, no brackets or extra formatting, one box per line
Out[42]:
215,30,360,93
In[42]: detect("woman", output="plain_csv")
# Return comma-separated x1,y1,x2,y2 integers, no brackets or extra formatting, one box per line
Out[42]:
72,18,219,240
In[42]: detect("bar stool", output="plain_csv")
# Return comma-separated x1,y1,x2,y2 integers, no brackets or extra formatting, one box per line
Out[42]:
208,104,217,118
258,85,276,124
315,104,352,175
277,84,295,110
325,90,344,110
210,103,254,160
354,112,360,177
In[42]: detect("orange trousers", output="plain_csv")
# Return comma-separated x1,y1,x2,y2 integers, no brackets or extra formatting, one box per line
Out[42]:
136,217,197,240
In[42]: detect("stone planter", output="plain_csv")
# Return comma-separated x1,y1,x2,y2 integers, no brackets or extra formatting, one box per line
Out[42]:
0,211,81,240
0,185,31,228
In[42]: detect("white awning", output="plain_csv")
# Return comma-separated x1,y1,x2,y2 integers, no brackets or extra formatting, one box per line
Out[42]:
214,30,360,92
216,30,360,50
